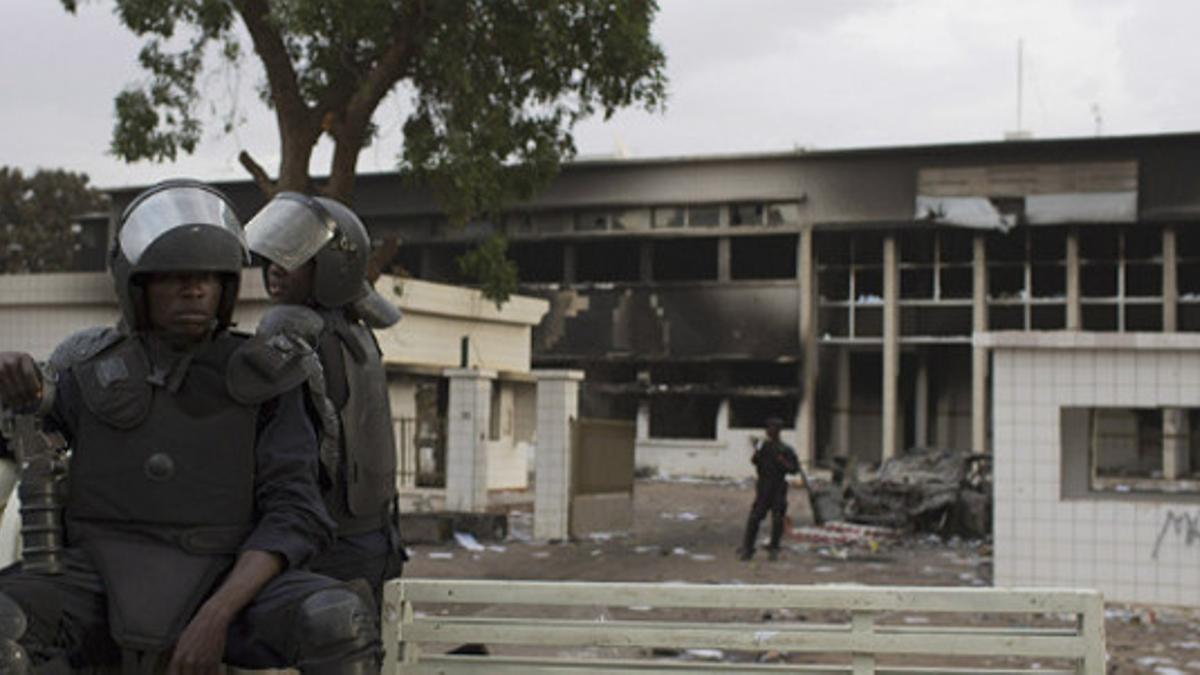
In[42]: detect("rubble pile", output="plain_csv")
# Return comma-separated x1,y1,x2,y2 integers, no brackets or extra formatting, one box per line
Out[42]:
835,448,992,539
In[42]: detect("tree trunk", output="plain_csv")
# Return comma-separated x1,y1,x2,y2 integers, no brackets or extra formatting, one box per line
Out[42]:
324,132,365,204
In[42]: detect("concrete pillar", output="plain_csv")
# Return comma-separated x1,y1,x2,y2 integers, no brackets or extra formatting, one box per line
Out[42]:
717,236,732,282
797,226,818,466
1164,226,1178,332
444,368,496,513
1164,408,1190,480
834,347,852,458
563,243,577,284
715,398,730,442
914,351,929,449
639,241,654,283
533,369,584,541
1066,228,1081,330
972,235,989,454
882,234,899,460
636,400,650,440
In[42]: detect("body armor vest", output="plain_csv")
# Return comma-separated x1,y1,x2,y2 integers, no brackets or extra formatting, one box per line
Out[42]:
319,311,397,535
65,332,257,651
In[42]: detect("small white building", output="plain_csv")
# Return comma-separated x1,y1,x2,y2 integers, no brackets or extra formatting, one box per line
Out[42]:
982,331,1200,606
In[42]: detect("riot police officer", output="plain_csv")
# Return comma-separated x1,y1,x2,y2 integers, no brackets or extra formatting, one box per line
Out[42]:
245,192,404,606
0,180,380,673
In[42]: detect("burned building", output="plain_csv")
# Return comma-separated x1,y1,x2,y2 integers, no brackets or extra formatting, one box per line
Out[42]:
108,131,1200,482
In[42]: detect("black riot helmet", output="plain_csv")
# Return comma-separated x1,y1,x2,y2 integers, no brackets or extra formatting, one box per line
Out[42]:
245,192,401,327
110,179,249,331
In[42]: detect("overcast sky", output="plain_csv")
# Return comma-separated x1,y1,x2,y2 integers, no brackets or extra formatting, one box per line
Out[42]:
3,0,1200,190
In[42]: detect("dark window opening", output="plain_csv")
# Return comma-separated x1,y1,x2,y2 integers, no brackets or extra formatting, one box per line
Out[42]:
580,391,637,421
853,232,884,264
855,268,882,301
649,396,719,439
1031,264,1065,298
1079,227,1119,260
653,238,718,281
819,269,850,301
901,231,935,264
988,306,1024,330
1125,304,1162,332
729,397,798,430
1092,408,1162,480
901,306,973,336
988,230,1026,263
511,242,565,283
577,241,640,282
1179,262,1200,296
1125,263,1162,297
1031,305,1065,330
940,267,974,299
1081,263,1118,298
1123,225,1161,260
1029,227,1066,261
819,307,848,336
651,363,724,385
854,306,883,337
901,268,933,299
1082,304,1118,331
575,210,608,232
988,265,1024,299
939,230,975,263
731,235,797,280
387,244,423,279
422,245,470,283
1179,227,1200,261
728,363,798,387
816,232,852,265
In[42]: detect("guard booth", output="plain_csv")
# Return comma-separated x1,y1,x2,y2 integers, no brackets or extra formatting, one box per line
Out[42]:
568,418,635,537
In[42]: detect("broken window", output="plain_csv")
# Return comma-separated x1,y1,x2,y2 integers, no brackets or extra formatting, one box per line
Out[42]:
688,205,720,227
649,396,719,439
1029,227,1066,261
653,206,686,228
731,235,797,280
1081,304,1118,331
613,209,651,231
939,267,973,299
988,265,1024,300
1080,263,1118,298
1031,305,1066,330
1125,304,1162,332
1031,264,1065,298
510,242,565,283
901,269,933,299
729,203,765,227
1061,407,1200,495
988,306,1024,330
816,231,852,265
766,202,801,225
939,229,975,263
1079,226,1119,260
987,229,1025,264
575,209,609,232
901,230,935,264
576,241,640,282
652,238,718,281
728,397,798,430
1125,263,1162,297
819,268,850,301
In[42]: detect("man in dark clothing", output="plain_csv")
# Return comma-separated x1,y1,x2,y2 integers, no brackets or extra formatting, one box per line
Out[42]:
0,181,380,673
245,192,405,608
739,417,800,561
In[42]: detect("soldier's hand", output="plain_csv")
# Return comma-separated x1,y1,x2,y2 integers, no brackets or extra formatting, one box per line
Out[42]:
168,602,230,675
0,353,41,411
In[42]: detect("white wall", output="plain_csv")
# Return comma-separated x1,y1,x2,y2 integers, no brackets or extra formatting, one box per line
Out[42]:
986,332,1200,607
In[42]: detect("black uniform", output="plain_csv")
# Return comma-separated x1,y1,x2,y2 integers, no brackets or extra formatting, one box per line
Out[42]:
0,329,351,671
740,439,800,556
305,309,404,606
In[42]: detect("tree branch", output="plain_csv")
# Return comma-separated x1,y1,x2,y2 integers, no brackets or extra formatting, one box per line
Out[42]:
238,151,275,196
232,0,311,130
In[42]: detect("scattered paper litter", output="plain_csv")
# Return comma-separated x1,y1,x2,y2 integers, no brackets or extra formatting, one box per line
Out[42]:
453,532,485,552
427,551,454,560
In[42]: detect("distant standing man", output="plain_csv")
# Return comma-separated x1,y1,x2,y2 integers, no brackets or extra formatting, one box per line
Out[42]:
739,417,800,561
245,193,405,606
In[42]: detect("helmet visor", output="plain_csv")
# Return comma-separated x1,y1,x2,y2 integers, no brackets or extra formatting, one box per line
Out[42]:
120,185,245,265
244,193,337,271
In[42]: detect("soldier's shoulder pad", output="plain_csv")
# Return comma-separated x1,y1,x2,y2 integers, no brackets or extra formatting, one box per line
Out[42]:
256,305,325,348
226,331,314,405
48,326,124,372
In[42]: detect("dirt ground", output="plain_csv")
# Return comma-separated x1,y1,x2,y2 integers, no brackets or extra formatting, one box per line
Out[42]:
405,478,1200,673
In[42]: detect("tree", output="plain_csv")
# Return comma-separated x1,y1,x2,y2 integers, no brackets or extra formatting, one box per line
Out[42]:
0,168,109,274
63,0,667,302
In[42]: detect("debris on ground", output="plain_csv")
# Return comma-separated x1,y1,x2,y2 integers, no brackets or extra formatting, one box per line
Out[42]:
791,521,900,547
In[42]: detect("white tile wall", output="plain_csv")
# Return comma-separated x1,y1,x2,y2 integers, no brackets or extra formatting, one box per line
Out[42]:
534,372,582,541
445,370,494,512
992,339,1200,606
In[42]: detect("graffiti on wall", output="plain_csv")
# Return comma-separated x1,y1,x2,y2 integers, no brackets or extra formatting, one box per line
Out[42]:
1152,510,1200,560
